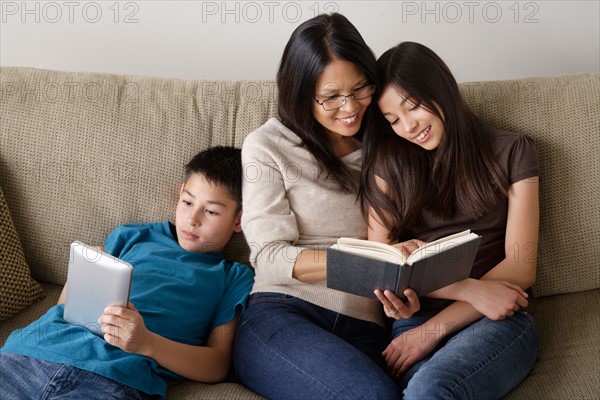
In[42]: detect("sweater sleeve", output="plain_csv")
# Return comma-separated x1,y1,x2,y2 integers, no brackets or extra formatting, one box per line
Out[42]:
241,124,306,285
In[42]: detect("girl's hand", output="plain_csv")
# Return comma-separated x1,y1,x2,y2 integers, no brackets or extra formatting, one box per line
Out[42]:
375,289,420,320
98,303,153,354
383,324,440,379
463,280,529,320
392,239,426,257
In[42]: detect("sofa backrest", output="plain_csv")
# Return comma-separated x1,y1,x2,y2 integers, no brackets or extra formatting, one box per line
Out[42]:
0,67,277,285
1,67,598,298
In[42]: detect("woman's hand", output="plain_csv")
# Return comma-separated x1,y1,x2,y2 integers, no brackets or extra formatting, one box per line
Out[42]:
461,279,529,320
375,288,420,320
374,238,425,319
98,303,154,354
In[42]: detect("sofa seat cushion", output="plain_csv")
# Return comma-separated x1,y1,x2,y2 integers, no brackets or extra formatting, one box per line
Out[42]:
2,286,598,399
166,381,264,400
0,185,44,321
0,282,60,343
505,289,600,399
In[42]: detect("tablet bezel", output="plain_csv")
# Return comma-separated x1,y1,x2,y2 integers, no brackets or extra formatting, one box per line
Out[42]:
63,241,132,335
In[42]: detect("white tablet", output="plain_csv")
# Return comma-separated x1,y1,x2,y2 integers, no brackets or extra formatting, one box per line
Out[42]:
63,241,132,335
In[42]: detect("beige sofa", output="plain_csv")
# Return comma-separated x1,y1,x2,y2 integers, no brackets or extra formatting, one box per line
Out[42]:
1,67,598,399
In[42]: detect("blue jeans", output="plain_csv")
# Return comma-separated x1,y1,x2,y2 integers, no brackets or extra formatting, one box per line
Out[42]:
233,292,400,400
393,310,539,400
0,352,159,400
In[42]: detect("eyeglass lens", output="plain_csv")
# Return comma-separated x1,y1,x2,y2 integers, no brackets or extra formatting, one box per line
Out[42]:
321,85,375,110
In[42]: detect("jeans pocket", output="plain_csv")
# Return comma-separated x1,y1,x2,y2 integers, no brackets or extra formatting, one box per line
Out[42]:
248,292,297,305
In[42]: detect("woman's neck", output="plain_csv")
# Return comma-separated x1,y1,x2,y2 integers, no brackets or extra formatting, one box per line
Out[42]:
330,135,361,158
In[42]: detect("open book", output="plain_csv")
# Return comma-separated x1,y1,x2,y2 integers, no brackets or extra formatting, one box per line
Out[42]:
326,230,481,300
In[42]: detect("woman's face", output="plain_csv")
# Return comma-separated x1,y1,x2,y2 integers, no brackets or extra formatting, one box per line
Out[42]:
378,86,445,151
312,58,372,142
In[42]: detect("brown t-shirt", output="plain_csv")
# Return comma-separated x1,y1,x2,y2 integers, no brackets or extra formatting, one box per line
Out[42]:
403,130,540,316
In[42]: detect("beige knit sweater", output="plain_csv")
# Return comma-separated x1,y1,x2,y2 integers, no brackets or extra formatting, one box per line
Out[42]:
241,117,384,326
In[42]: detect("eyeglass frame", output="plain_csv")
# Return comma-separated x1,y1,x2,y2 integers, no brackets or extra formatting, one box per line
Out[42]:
313,84,376,111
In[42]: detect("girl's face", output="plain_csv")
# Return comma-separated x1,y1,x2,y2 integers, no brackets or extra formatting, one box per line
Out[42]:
378,86,445,151
312,58,372,142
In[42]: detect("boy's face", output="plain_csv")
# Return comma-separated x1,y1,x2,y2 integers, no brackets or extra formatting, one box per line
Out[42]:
175,172,242,253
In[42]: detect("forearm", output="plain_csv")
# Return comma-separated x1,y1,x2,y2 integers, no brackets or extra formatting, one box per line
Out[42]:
140,333,231,383
481,257,536,289
428,256,536,302
57,284,67,304
423,300,483,342
292,249,327,282
101,306,237,383
251,241,316,285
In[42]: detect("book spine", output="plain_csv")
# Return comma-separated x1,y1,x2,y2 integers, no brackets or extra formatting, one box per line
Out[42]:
395,264,412,300
383,262,400,293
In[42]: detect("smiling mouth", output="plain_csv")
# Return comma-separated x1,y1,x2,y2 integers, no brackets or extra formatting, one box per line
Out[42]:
338,113,358,125
414,126,431,142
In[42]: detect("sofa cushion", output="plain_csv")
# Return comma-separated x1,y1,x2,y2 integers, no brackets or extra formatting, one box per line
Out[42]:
505,289,600,399
0,184,44,321
166,381,264,400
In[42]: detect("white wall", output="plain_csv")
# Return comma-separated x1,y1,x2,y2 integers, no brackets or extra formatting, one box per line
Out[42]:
1,1,598,82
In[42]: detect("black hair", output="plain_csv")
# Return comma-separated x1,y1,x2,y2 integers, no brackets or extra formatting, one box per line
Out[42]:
184,146,242,211
277,13,378,192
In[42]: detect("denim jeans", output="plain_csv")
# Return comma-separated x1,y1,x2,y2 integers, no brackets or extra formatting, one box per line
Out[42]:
0,352,159,400
233,292,401,400
393,310,539,400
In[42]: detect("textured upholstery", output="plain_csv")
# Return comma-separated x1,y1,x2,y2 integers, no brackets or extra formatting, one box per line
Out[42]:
1,67,598,399
0,185,43,320
505,290,600,399
0,282,60,341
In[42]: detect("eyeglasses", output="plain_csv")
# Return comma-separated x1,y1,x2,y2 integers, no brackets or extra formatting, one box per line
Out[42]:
314,84,376,111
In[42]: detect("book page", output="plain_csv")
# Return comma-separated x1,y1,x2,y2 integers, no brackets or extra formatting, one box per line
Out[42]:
406,230,478,265
335,238,407,264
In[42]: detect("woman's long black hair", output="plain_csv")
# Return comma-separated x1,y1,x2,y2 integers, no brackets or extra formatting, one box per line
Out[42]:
277,13,378,192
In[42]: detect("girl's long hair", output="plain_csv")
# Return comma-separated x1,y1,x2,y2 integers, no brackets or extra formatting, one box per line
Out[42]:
360,42,507,241
277,13,378,192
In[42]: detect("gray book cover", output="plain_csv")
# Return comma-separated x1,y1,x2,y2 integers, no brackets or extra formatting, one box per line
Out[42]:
326,236,481,300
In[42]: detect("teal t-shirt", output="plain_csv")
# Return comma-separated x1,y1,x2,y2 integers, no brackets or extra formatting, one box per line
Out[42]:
1,221,254,396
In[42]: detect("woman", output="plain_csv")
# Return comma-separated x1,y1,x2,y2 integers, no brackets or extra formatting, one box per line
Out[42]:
233,14,418,400
361,41,540,399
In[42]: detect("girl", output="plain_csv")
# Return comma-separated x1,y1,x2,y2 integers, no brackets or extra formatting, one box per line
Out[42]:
361,42,540,399
233,14,418,400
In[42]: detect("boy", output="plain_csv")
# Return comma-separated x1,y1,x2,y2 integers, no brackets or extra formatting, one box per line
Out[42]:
0,146,254,399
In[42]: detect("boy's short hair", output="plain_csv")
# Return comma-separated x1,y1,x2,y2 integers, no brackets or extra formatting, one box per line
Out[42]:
184,146,242,211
